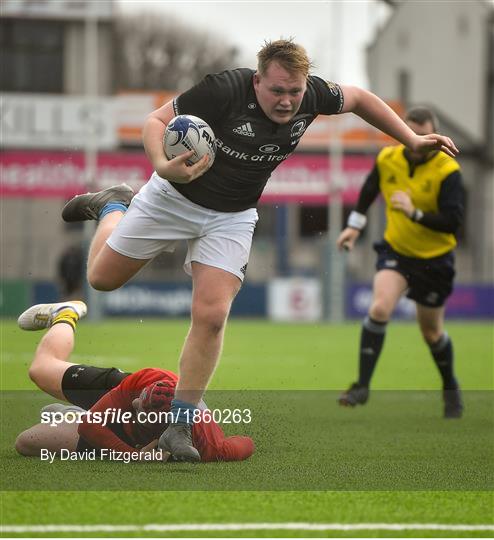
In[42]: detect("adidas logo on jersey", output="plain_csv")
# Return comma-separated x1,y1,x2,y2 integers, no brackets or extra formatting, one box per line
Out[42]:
233,122,255,137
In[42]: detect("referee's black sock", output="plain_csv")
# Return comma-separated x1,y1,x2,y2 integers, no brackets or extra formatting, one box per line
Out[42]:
357,316,387,387
429,333,457,390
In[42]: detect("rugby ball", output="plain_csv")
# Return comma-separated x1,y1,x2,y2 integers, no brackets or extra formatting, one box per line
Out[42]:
163,115,216,168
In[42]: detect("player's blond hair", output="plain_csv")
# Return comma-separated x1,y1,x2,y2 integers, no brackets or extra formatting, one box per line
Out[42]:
257,38,313,77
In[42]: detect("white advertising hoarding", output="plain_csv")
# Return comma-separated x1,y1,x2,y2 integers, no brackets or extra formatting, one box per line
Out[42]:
0,94,117,150
1,0,113,19
268,278,322,322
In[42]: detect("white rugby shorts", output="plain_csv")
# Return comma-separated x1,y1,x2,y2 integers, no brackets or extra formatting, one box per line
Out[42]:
106,173,259,281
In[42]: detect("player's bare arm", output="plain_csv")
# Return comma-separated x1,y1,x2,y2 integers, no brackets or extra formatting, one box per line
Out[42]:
340,86,459,157
142,100,209,183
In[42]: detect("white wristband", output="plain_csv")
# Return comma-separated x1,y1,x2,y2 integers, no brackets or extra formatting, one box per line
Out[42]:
347,211,367,230
411,209,424,222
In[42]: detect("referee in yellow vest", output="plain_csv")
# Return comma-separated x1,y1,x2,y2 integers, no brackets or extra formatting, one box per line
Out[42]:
337,106,464,418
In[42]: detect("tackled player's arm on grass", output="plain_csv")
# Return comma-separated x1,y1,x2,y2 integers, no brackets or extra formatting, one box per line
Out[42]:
78,390,137,454
193,418,255,462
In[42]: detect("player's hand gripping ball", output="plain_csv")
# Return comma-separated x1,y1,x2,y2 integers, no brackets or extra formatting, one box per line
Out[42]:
163,115,216,170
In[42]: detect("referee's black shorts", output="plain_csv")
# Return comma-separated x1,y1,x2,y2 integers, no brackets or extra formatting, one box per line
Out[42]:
374,240,456,308
61,365,130,410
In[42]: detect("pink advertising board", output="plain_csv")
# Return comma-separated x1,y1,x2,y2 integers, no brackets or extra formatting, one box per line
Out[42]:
0,151,152,199
0,151,375,204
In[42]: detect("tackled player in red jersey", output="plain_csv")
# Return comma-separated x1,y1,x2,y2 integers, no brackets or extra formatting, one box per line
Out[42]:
15,301,255,463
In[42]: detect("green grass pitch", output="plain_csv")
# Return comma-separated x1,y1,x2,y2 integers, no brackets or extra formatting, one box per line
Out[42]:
1,319,493,537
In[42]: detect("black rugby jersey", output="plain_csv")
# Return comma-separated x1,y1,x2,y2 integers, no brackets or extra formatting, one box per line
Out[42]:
171,68,344,212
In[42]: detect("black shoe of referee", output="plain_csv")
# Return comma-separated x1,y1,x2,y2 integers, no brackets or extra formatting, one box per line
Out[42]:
443,386,463,418
339,382,369,407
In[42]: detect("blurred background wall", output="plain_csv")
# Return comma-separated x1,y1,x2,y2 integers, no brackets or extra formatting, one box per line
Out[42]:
1,0,493,320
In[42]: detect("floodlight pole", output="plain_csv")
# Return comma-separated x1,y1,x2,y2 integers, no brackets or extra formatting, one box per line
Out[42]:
83,5,103,321
323,1,345,322
325,116,346,322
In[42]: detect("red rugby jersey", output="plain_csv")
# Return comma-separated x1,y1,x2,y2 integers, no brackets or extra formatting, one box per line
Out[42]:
78,367,254,462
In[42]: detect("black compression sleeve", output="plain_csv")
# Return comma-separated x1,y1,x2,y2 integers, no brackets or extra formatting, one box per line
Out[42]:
355,165,380,214
416,171,465,233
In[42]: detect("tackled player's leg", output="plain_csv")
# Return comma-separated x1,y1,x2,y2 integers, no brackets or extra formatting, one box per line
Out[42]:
18,301,129,409
18,301,87,400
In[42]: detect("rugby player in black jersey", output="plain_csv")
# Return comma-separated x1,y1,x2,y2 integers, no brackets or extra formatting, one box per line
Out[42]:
337,106,464,418
62,40,459,460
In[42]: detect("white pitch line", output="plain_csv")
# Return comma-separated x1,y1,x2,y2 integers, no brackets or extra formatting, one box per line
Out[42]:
1,523,494,533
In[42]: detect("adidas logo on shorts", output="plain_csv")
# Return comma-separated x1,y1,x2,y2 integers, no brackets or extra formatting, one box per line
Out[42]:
233,122,255,137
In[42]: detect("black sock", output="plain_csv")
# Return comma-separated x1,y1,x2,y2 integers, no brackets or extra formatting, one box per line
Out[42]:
429,333,457,390
357,316,387,387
